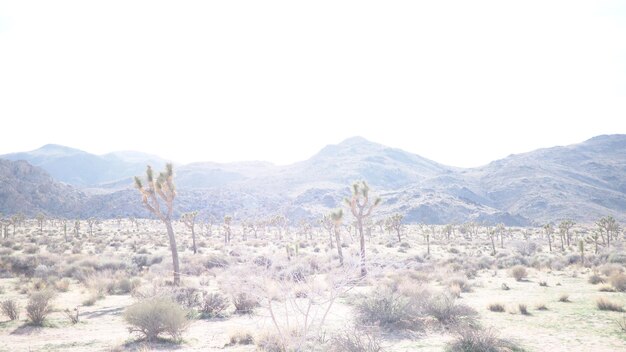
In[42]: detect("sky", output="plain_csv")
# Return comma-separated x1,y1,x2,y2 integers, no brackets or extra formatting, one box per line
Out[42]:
0,1,625,167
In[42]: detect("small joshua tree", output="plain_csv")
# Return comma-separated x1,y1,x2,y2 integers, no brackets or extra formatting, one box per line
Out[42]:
544,223,554,252
181,211,199,254
36,213,45,234
385,213,404,243
223,215,233,244
320,214,334,249
86,217,99,237
134,163,181,285
345,181,381,277
330,209,344,266
559,220,575,248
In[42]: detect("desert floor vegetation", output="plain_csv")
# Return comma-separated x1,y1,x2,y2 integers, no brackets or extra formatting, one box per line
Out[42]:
0,219,626,351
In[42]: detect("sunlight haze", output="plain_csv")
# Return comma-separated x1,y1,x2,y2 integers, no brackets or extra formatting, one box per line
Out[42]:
1,0,625,167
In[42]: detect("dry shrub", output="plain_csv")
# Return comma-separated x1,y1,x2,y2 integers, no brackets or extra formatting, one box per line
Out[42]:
599,264,623,277
518,304,529,315
229,330,254,345
26,290,55,325
609,273,626,292
599,285,616,292
509,265,528,281
1,299,20,320
446,327,524,352
55,278,71,292
558,294,570,302
425,294,477,327
588,274,605,285
123,298,189,342
447,276,472,293
356,288,422,331
256,332,285,352
535,303,548,311
329,327,384,352
232,292,259,315
596,297,624,312
488,303,505,312
200,292,229,318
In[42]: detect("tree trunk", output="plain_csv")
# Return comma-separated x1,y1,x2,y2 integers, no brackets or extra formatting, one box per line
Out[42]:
165,220,181,285
358,220,366,277
334,227,343,266
397,229,401,243
491,235,496,256
548,234,552,252
191,225,197,254
328,230,334,249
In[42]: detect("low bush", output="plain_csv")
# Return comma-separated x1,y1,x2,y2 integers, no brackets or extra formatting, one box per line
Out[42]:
1,299,20,320
232,292,259,315
329,327,384,352
124,298,189,341
356,289,422,331
446,327,525,352
588,274,604,285
26,290,55,325
518,304,529,315
558,294,570,302
425,294,477,326
596,297,624,312
200,292,229,318
488,303,505,312
609,273,626,292
509,266,528,281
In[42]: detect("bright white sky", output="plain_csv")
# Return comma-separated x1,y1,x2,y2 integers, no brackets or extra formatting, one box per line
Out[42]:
1,1,625,167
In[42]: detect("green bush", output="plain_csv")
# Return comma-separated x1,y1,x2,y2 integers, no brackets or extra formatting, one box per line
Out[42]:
124,298,189,341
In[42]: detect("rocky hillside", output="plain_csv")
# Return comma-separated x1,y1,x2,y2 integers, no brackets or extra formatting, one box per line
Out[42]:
1,135,625,225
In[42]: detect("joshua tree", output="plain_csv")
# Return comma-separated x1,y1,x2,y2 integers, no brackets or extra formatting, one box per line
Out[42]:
543,223,554,252
134,163,181,285
60,219,68,242
320,214,334,249
488,227,497,256
559,220,575,247
271,214,288,240
86,217,98,237
443,224,454,241
181,211,199,254
345,181,381,277
36,213,45,234
496,223,506,249
596,216,620,249
223,215,232,244
385,213,405,243
73,220,81,237
330,209,344,266
579,239,585,267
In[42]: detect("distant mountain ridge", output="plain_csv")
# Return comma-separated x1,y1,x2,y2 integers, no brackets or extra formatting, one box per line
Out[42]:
1,135,625,225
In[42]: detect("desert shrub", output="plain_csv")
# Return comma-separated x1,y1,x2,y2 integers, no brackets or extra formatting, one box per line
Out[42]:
446,327,525,352
26,290,55,325
256,332,285,352
1,299,20,320
425,294,477,326
618,314,626,333
538,281,548,287
55,278,71,292
535,303,548,310
173,287,200,309
329,327,384,352
356,289,422,331
496,254,528,269
123,298,189,341
447,276,472,293
116,277,134,294
204,254,229,269
64,307,80,324
609,273,626,292
253,255,273,268
509,266,528,281
608,252,626,265
518,304,529,315
200,292,229,318
588,274,605,285
232,292,259,315
229,330,254,345
596,297,624,312
488,303,505,312
23,245,40,254
558,294,570,302
512,240,538,257
565,254,581,265
599,285,616,292
599,263,623,277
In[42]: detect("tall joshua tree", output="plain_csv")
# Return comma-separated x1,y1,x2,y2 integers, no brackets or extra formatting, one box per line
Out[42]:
385,213,404,243
345,181,381,277
181,211,199,254
134,163,180,285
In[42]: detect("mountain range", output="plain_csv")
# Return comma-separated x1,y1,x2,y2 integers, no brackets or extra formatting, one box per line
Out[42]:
1,135,625,225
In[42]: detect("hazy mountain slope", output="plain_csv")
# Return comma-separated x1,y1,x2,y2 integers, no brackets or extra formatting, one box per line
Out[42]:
1,144,168,187
470,134,626,223
1,135,625,225
0,159,86,217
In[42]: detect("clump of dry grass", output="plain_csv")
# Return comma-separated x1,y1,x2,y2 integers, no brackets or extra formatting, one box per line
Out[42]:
510,265,528,281
1,299,20,320
488,303,505,312
558,294,570,303
609,273,626,292
596,297,624,312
